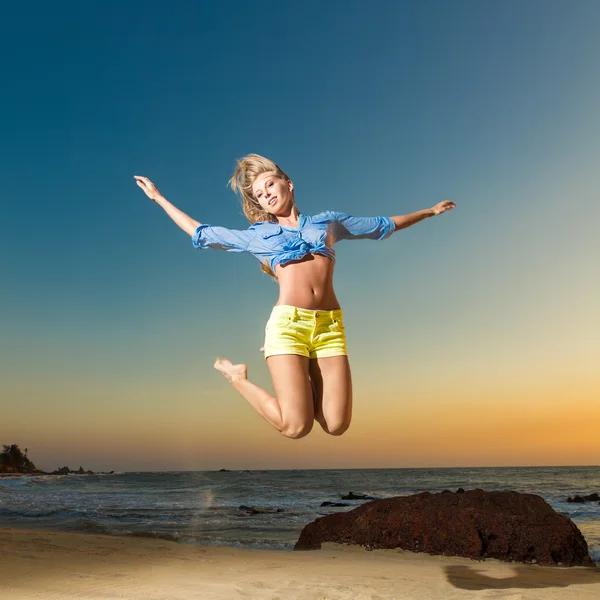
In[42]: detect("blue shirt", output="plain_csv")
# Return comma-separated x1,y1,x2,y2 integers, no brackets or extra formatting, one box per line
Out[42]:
191,211,395,271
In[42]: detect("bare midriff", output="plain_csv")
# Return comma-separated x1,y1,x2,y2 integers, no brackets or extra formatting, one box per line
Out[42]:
274,253,340,310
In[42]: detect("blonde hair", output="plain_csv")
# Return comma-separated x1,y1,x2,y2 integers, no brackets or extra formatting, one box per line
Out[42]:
228,154,293,279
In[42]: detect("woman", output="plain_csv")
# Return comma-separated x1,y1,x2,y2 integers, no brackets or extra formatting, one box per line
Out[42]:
135,154,455,439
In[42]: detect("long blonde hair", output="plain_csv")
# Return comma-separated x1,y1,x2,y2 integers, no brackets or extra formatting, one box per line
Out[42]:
228,154,293,279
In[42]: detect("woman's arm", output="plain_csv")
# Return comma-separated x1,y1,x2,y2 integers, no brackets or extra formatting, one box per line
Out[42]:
390,200,455,231
135,176,200,236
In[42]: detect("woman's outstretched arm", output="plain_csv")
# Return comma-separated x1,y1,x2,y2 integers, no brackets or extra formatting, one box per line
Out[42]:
390,200,456,231
135,176,200,236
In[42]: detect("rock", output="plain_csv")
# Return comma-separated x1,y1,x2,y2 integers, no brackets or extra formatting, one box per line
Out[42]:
51,465,94,475
239,505,284,515
294,490,594,567
341,492,375,500
321,502,350,507
456,488,465,493
52,466,71,475
567,493,599,502
218,469,230,472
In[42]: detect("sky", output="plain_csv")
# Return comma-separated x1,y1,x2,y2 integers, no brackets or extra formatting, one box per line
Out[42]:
1,0,599,472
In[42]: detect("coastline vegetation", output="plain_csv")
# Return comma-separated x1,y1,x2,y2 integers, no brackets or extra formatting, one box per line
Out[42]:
0,444,39,473
0,444,97,475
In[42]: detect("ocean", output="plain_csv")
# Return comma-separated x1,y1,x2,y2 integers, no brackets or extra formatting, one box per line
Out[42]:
1,466,598,562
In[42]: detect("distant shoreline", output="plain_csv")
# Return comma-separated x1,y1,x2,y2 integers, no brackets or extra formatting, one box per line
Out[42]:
0,472,46,477
0,471,113,477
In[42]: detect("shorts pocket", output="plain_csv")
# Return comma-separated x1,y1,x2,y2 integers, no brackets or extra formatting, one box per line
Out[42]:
330,318,345,332
266,315,294,331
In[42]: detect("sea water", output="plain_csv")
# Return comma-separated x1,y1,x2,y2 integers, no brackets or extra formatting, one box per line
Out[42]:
1,466,598,562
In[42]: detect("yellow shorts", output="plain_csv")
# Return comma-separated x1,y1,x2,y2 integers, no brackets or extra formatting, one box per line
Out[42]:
263,305,348,359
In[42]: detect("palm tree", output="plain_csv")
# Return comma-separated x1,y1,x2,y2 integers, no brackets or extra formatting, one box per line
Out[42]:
0,444,36,472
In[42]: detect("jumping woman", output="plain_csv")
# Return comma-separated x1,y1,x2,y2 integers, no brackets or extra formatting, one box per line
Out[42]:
135,154,455,440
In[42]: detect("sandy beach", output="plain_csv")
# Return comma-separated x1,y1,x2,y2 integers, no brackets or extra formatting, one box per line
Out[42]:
1,528,599,600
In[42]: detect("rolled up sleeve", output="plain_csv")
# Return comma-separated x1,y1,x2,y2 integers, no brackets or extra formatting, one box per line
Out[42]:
329,211,395,242
192,225,253,252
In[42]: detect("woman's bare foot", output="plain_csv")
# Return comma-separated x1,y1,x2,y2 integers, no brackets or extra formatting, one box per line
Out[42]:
214,358,248,383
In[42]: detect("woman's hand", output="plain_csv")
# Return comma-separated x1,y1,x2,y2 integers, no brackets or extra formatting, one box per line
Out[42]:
430,200,456,216
134,176,163,202
135,177,201,235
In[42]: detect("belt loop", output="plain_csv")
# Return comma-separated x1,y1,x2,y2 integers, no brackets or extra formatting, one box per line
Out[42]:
292,307,298,321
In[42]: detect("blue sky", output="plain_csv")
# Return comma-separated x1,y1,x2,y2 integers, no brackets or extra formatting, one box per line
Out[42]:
2,1,599,470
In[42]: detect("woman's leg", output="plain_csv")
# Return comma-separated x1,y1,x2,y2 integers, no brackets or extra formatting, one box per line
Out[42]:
214,354,314,439
309,355,353,436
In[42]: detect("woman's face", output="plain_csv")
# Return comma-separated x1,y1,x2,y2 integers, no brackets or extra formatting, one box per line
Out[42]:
252,171,294,215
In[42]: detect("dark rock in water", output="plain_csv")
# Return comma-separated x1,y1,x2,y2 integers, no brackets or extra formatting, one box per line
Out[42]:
294,490,594,567
321,502,350,507
456,488,465,493
218,469,230,472
52,466,71,475
239,505,284,515
567,493,599,503
341,492,375,500
51,465,94,475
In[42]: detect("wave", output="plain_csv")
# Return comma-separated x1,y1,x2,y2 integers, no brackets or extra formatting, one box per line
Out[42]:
125,530,182,542
74,519,114,535
192,538,291,551
0,508,72,519
0,472,129,488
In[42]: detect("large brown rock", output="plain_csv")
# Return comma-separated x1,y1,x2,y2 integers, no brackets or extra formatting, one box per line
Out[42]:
294,490,594,567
